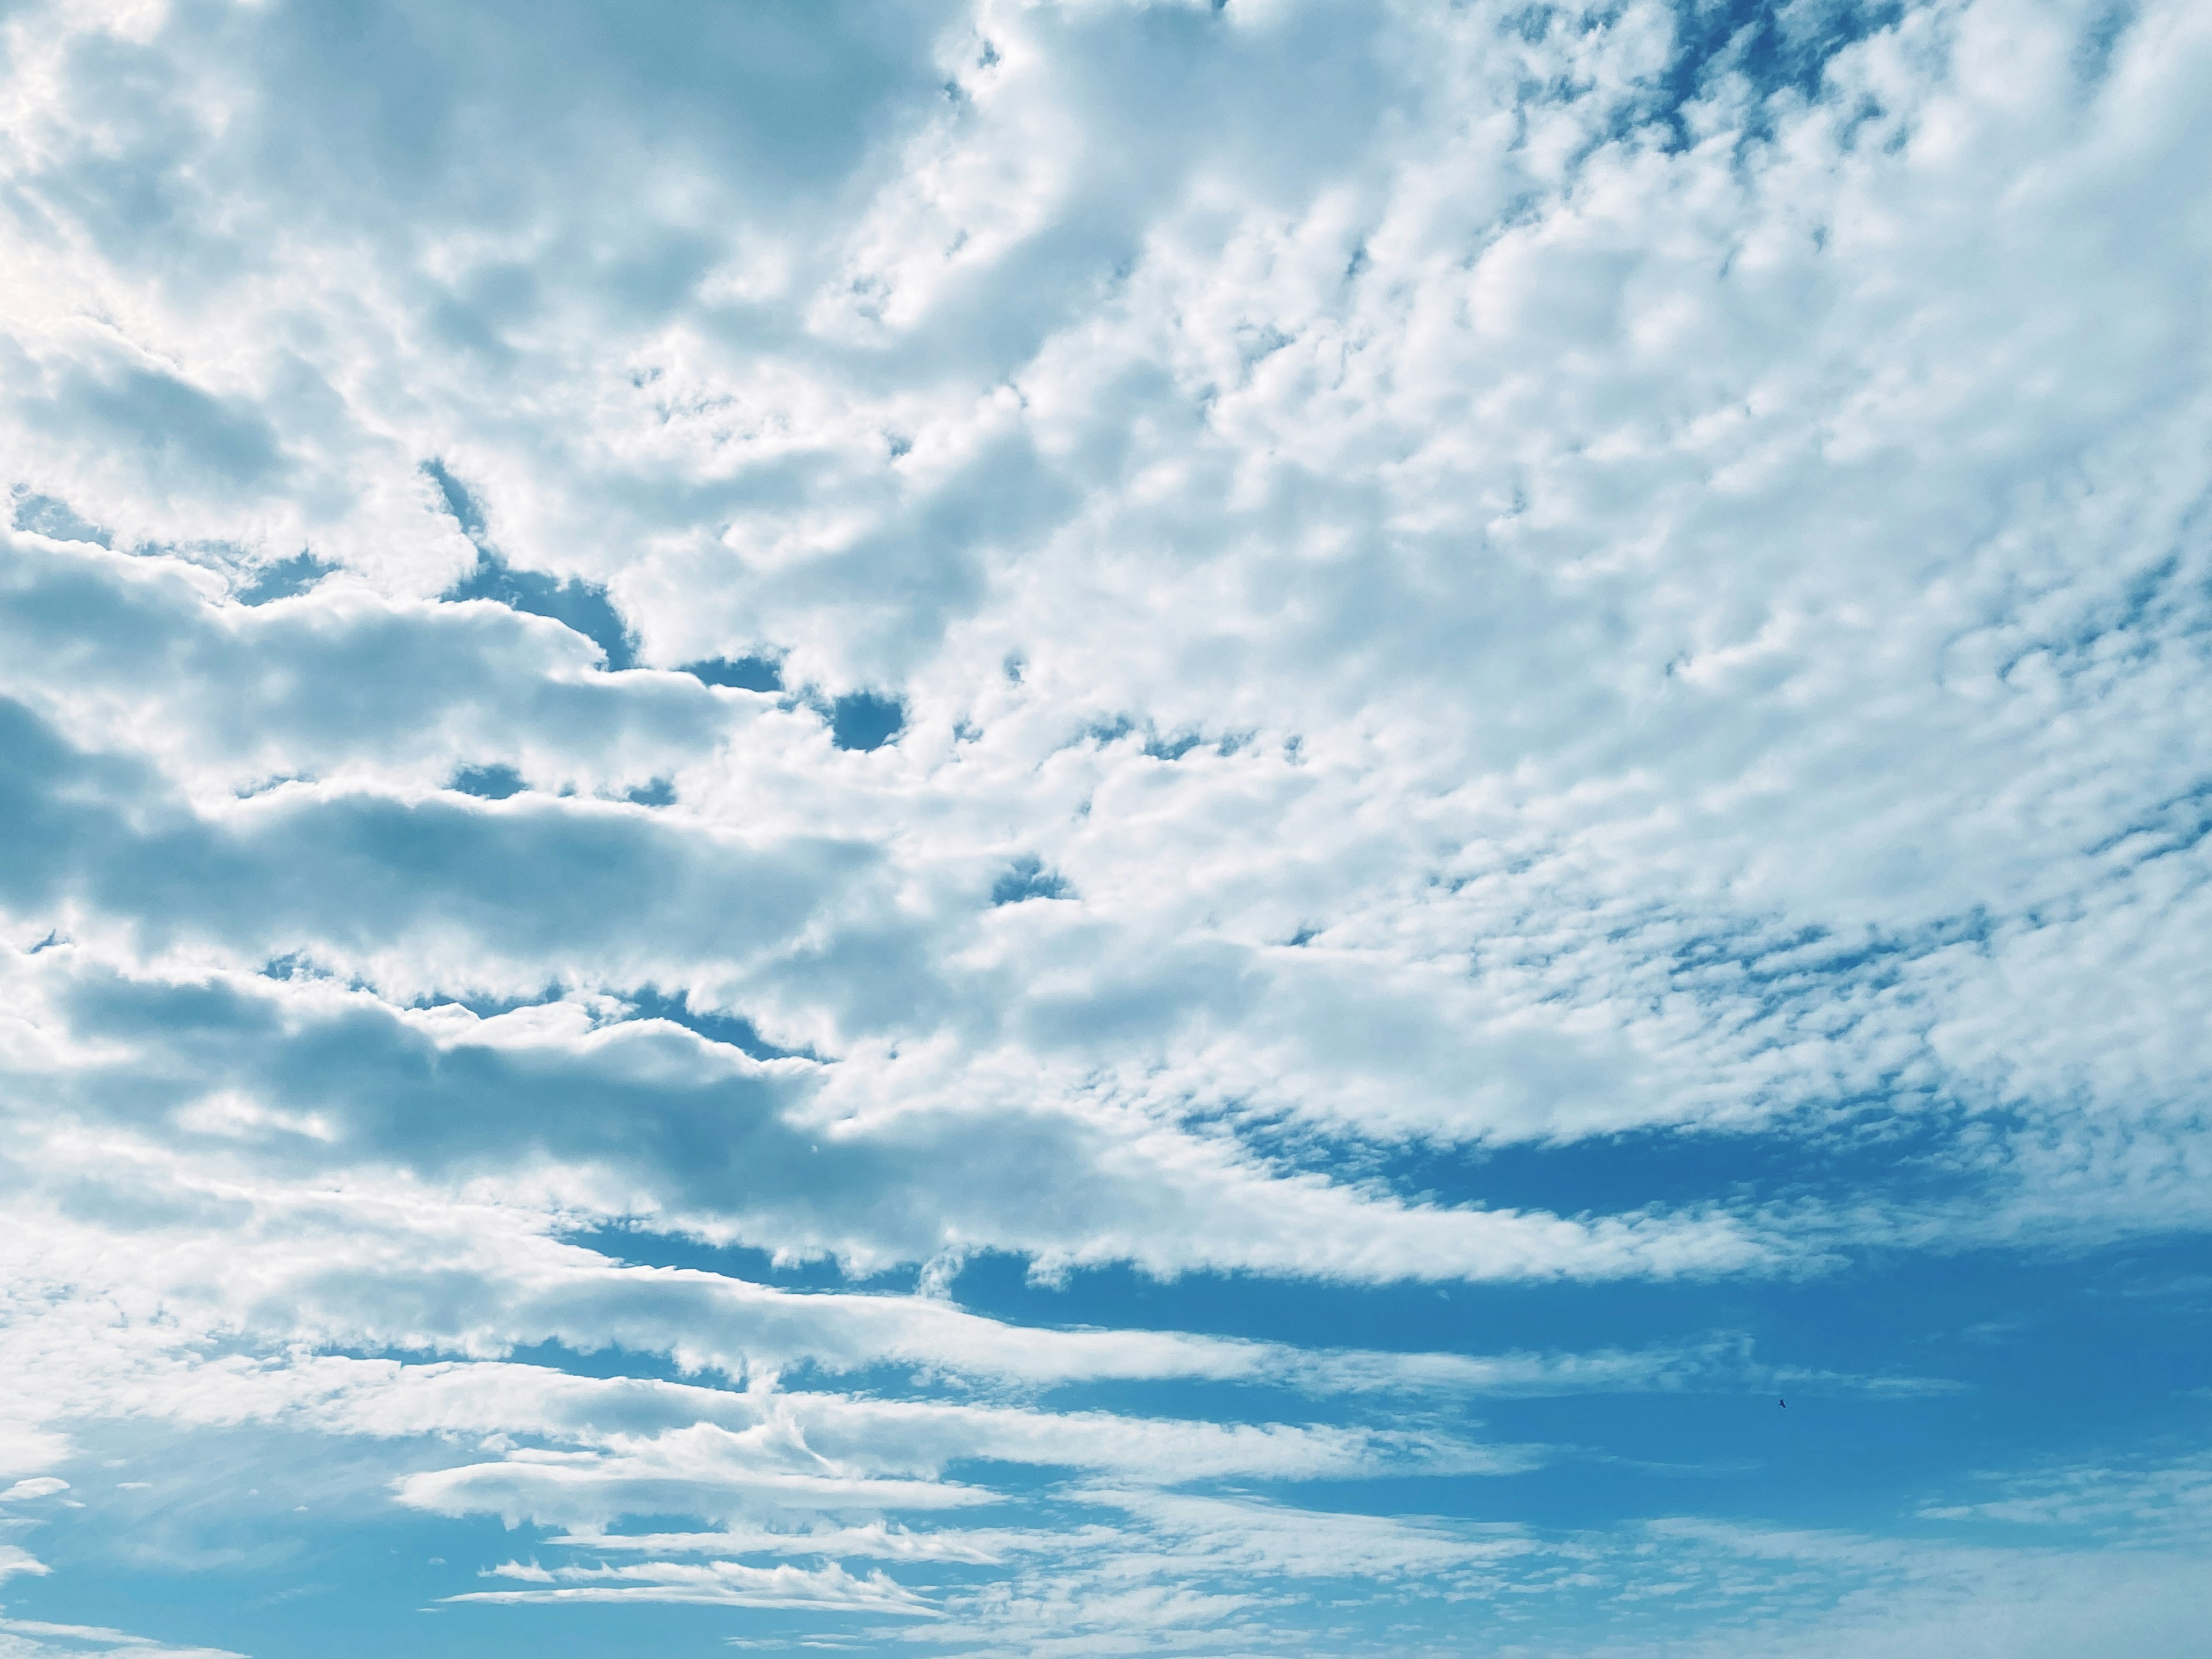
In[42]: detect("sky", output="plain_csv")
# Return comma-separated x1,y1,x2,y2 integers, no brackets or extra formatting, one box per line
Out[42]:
0,0,2209,1654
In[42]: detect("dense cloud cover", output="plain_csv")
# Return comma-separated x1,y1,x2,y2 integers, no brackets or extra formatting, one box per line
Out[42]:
2,0,2210,1653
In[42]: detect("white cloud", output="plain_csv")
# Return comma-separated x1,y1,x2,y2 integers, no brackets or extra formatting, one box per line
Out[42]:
0,1620,240,1659
446,1555,934,1611
0,0,2207,1647
0,1480,69,1503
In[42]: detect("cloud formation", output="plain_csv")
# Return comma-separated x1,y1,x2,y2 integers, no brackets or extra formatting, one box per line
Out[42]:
2,0,2209,1650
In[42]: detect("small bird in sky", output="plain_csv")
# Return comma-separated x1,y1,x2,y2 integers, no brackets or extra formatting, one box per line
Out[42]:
1779,1398,1787,1407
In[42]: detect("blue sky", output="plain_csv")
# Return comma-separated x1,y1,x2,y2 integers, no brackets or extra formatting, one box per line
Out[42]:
1,0,2209,1654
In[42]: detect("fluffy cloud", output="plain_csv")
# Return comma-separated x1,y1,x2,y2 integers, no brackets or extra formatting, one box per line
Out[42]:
2,0,2209,1650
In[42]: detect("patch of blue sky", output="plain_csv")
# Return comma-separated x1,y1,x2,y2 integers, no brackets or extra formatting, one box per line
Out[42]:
0,1503,884,1659
616,986,817,1061
1638,0,1908,149
1690,0,1904,97
942,1235,2212,1528
448,762,528,800
566,1227,882,1294
1330,1104,1967,1217
683,655,786,692
427,461,639,671
988,854,1070,906
9,489,110,547
1079,714,1251,761
828,691,906,752
233,550,337,605
538,1203,2212,1543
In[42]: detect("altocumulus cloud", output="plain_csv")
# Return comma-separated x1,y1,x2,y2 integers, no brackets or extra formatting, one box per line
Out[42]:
2,0,2210,1654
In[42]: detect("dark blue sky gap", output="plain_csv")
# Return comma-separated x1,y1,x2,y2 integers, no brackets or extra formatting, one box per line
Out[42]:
426,459,641,669
1643,0,1905,146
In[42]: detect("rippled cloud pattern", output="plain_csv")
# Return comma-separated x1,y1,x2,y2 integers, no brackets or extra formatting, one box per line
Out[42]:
2,1,2210,1654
